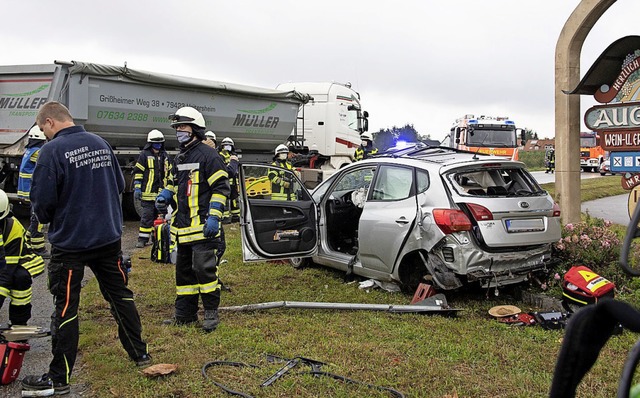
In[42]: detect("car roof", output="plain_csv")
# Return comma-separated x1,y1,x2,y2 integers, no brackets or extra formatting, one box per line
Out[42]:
358,143,525,170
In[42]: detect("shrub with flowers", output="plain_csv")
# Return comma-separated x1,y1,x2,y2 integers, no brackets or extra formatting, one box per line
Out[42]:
552,215,621,271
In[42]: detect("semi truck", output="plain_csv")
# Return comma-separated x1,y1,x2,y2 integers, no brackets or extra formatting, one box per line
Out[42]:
446,114,526,160
0,61,368,217
276,81,369,185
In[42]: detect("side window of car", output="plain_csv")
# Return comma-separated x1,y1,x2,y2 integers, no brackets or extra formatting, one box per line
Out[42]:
371,166,413,201
416,169,429,194
334,167,376,191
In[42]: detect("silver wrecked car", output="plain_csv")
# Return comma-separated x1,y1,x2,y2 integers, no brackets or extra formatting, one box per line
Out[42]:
239,145,561,292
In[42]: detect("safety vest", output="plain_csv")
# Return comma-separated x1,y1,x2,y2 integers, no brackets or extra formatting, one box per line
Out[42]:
269,160,295,201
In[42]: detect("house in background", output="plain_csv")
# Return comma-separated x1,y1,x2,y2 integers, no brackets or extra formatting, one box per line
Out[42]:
524,138,555,151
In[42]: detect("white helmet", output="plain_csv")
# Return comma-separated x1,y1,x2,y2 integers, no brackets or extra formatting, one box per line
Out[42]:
221,137,234,146
0,190,10,220
169,107,206,130
360,132,373,141
147,129,165,143
28,125,45,140
275,144,289,155
205,131,216,141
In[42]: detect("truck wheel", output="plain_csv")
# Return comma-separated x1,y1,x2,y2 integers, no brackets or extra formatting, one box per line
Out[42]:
122,192,142,220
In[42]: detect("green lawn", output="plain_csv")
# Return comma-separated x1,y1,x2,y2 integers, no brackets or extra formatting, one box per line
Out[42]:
75,219,640,397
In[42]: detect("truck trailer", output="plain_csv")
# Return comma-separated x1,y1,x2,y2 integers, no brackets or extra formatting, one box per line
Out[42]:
0,60,315,217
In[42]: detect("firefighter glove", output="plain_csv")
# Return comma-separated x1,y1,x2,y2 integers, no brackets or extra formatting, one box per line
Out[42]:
203,216,220,238
155,189,173,213
134,188,142,201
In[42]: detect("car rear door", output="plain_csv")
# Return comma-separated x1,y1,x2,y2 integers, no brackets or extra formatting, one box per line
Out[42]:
239,163,318,261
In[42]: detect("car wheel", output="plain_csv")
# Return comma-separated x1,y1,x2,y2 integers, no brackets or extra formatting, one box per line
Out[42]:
600,172,606,176
289,257,311,269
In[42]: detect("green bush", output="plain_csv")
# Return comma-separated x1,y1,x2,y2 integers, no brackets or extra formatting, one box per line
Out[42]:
518,150,546,170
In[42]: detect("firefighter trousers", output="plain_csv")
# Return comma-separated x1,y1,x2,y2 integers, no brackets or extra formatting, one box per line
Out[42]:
174,240,221,322
47,240,148,385
138,200,159,242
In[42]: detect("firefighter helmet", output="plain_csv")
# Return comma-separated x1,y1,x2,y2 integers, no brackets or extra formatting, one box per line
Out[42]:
169,107,206,131
28,125,45,141
0,189,10,220
360,132,373,141
147,129,165,143
205,131,216,141
275,144,289,155
221,137,234,146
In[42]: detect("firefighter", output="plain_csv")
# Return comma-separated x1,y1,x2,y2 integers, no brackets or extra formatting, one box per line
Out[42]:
353,132,378,161
545,147,555,174
219,137,240,223
155,106,230,332
0,189,45,326
17,125,49,258
133,129,171,248
269,144,296,201
203,130,217,149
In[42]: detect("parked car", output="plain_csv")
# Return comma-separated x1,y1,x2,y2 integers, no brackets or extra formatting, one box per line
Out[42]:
599,159,616,176
239,145,562,292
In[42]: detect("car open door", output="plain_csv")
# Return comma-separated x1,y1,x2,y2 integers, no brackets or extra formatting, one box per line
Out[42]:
239,163,318,262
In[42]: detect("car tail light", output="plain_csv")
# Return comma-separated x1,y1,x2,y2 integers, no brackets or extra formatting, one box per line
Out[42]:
552,202,561,217
466,203,493,221
433,209,472,234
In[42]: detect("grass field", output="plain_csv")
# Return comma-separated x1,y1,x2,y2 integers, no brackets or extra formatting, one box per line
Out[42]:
75,213,640,397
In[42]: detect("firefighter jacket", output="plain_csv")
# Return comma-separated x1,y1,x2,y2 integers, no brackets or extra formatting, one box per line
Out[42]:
269,159,295,201
167,140,230,244
17,140,45,200
219,149,239,182
354,145,378,161
31,126,125,252
0,215,45,299
133,144,171,201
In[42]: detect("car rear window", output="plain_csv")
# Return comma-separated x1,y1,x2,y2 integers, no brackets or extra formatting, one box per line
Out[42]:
447,167,543,197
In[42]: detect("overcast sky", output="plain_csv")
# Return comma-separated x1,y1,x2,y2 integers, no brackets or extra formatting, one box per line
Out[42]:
3,0,639,143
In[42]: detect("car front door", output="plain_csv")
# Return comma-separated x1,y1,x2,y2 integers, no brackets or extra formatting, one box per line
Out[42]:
358,165,418,273
239,163,318,261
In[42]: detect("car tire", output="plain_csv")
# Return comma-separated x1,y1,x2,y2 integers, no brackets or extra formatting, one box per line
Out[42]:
600,172,606,176
290,257,311,269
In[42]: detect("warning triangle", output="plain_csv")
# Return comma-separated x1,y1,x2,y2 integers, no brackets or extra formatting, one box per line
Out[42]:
578,270,598,281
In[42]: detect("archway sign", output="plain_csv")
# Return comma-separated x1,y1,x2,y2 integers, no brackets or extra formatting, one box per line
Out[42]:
570,36,640,220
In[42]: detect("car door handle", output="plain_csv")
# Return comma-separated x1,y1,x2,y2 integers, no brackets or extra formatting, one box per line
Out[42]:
395,217,410,225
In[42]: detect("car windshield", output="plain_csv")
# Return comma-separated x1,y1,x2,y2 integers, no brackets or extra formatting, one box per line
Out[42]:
447,166,543,197
467,128,517,147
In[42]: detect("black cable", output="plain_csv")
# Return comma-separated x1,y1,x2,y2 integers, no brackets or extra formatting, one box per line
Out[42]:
201,360,259,398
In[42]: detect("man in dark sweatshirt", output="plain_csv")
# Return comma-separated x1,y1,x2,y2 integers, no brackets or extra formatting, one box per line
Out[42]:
21,101,150,397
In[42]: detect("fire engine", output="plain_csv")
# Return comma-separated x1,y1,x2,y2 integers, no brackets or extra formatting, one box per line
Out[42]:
446,114,525,160
580,132,605,172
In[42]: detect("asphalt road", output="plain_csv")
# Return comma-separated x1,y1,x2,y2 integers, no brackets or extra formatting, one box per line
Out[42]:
0,220,140,397
529,171,631,226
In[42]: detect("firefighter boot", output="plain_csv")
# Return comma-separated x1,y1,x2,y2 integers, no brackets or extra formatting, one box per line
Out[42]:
202,310,219,333
136,238,147,248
